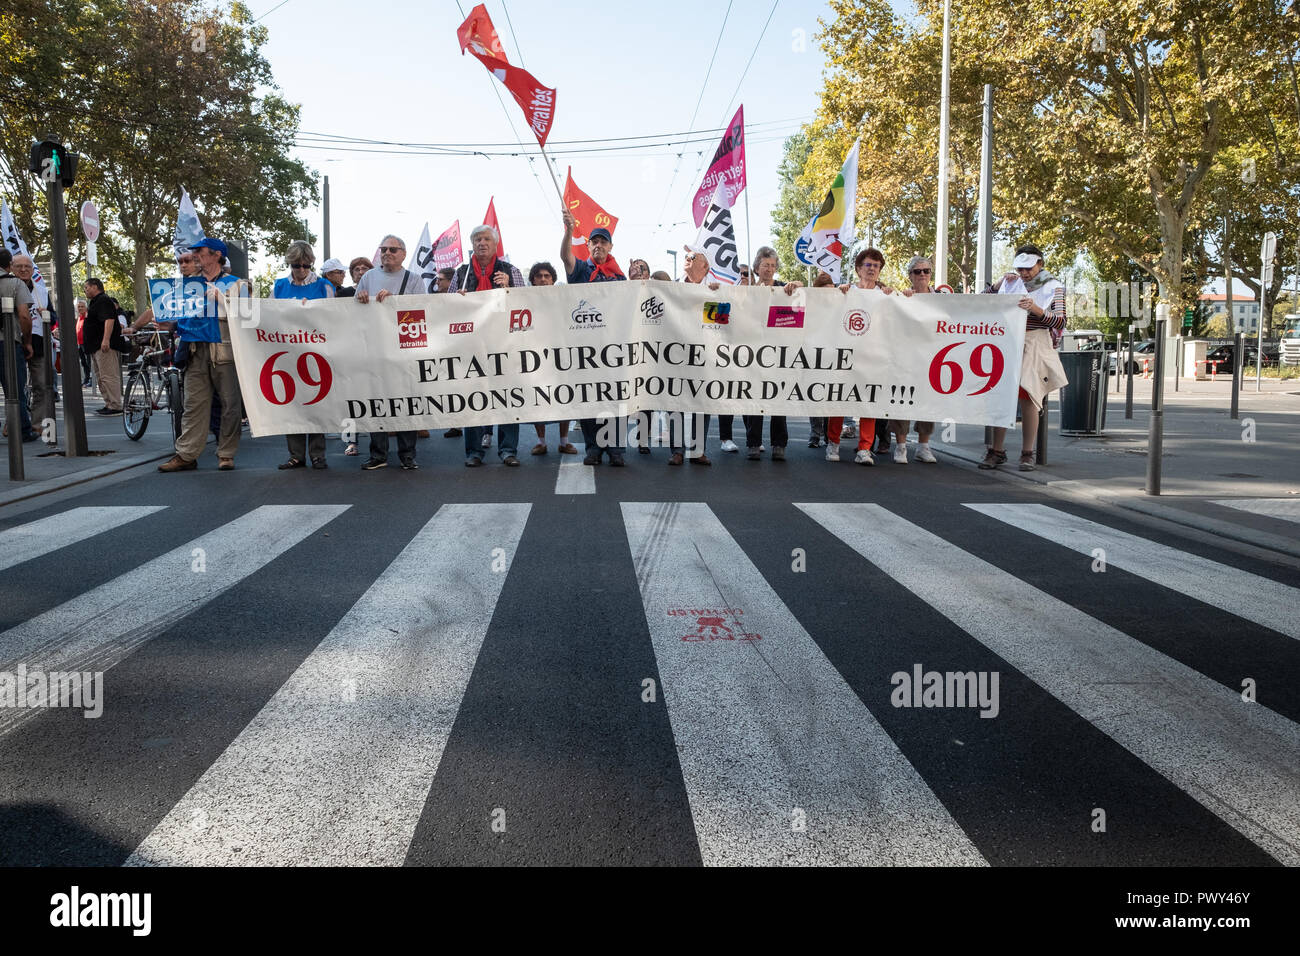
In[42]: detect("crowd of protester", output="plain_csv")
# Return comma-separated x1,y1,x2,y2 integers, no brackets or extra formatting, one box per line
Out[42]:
1,211,1065,476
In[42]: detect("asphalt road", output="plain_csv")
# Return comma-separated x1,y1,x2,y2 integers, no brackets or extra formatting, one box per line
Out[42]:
1,422,1297,867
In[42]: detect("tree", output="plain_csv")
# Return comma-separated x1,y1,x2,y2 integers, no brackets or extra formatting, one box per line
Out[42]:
769,132,817,281
1,0,317,309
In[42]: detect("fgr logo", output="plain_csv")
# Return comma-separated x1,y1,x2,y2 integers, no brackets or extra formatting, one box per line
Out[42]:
703,301,731,326
570,299,604,329
767,305,804,329
640,295,665,325
449,321,474,334
843,309,870,336
509,308,533,332
397,310,427,348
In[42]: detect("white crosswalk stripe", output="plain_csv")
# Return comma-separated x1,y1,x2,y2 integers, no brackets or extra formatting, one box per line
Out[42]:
0,505,349,738
622,501,985,866
965,502,1300,640
799,502,1300,866
1211,498,1300,525
0,506,166,573
555,443,595,494
127,503,531,866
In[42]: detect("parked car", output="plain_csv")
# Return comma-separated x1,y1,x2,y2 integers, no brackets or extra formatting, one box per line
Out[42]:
1205,343,1278,374
1102,339,1155,374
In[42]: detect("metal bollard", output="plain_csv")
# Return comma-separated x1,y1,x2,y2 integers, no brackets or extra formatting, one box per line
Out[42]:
3,304,25,480
1145,317,1167,495
1230,331,1242,420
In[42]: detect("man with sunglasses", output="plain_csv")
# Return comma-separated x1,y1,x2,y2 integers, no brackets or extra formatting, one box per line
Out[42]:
354,235,422,471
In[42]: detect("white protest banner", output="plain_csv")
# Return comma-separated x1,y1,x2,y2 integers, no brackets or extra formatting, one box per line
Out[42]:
689,179,742,285
228,283,1027,438
173,188,205,260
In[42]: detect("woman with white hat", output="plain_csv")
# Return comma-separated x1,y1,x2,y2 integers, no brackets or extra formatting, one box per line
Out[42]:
980,243,1068,471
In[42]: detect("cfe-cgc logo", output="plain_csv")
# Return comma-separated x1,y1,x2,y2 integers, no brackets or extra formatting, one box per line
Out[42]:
509,308,533,332
702,301,731,327
767,305,805,329
843,309,871,336
397,310,427,348
640,295,665,326
570,299,604,329
448,321,474,334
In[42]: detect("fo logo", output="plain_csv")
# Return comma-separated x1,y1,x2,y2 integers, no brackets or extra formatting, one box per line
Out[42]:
509,308,533,332
703,301,731,326
843,309,870,336
571,299,604,329
397,310,427,348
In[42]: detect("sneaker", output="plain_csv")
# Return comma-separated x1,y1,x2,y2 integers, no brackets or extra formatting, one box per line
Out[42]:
771,446,785,461
362,458,388,470
825,444,840,462
855,449,875,466
401,459,419,470
915,443,936,463
609,454,626,467
808,437,822,448
892,442,908,464
720,439,739,453
747,447,761,460
502,456,520,467
1019,453,1036,472
465,456,484,467
978,449,1007,470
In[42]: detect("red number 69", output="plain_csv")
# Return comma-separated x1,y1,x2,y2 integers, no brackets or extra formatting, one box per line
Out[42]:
259,350,333,406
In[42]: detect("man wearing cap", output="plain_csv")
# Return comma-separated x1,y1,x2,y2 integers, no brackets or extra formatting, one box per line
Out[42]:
560,207,627,466
453,224,525,467
158,237,248,472
321,258,353,297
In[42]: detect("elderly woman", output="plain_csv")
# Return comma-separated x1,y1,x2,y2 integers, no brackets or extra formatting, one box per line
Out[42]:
980,243,1068,471
887,254,941,464
740,245,801,460
273,240,334,470
348,257,373,287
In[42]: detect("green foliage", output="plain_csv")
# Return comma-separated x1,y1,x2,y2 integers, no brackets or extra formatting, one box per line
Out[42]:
0,0,316,308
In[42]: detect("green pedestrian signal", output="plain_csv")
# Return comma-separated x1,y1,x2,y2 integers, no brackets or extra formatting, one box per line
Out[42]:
1182,307,1194,331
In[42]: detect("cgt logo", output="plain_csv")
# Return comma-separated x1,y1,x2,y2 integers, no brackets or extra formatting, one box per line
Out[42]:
640,295,665,326
767,305,804,329
571,299,604,329
448,321,474,334
703,301,731,326
843,309,870,336
509,308,533,332
397,310,427,348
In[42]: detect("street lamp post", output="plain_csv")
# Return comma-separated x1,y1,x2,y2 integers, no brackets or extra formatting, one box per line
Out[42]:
935,0,952,288
665,249,678,281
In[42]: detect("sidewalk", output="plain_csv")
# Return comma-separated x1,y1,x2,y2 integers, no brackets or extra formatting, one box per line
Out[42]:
938,375,1300,558
1,381,177,506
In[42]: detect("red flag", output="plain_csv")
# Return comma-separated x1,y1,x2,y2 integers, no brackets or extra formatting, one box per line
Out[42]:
457,4,557,147
691,105,747,228
433,220,463,271
563,167,618,261
483,198,504,258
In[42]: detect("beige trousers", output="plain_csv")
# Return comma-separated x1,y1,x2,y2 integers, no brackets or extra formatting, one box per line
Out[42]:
175,342,243,461
91,348,122,410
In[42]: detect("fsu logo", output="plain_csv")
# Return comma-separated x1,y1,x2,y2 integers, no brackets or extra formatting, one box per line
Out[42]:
509,308,533,332
702,301,731,326
397,310,427,348
843,309,870,336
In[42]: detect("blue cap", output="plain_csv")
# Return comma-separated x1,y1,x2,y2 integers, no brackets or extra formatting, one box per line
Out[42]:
589,227,612,244
189,237,228,257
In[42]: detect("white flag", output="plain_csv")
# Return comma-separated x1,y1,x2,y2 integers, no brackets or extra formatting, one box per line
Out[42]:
1,199,50,307
688,179,742,285
408,222,434,293
173,188,205,260
794,211,817,267
802,140,860,284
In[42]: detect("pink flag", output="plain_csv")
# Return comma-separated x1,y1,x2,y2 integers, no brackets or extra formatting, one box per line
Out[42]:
691,105,746,228
433,220,463,271
483,198,504,258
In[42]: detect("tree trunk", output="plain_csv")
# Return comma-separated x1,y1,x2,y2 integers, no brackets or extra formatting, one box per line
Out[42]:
132,239,150,313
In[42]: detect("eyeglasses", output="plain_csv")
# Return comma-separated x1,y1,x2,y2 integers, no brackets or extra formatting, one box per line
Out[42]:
860,262,881,269
379,246,404,254
911,268,932,275
535,274,554,282
291,263,312,269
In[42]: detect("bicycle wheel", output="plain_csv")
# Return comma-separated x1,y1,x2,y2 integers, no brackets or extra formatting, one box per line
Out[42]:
122,370,151,440
165,369,184,443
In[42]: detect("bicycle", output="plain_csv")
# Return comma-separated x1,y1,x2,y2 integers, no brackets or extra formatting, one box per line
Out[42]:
122,328,183,442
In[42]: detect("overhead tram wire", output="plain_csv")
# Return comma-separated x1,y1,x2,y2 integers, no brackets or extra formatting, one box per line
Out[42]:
653,0,734,232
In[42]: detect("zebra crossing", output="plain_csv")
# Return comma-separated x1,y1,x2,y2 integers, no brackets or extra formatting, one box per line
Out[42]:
1,496,1298,866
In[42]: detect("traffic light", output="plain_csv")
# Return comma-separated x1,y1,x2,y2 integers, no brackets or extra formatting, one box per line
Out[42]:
28,138,78,187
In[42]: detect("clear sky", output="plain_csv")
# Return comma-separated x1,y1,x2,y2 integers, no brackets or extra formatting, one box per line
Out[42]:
249,0,836,280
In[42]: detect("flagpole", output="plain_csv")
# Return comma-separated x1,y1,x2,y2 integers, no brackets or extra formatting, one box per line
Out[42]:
935,0,952,287
538,146,566,206
744,187,752,280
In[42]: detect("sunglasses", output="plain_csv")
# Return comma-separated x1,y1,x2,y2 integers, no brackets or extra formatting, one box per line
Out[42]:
912,268,932,275
291,262,312,269
379,246,403,253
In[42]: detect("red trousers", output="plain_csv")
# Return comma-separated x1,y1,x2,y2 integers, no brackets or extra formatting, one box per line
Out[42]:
828,416,875,450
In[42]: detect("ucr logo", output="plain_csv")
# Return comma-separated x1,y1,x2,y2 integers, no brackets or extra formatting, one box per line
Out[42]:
397,310,427,348
843,309,870,336
449,321,474,334
509,308,532,332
